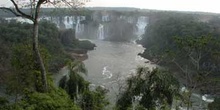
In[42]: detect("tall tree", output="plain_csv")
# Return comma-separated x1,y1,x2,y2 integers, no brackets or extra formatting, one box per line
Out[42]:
116,67,180,110
0,0,87,92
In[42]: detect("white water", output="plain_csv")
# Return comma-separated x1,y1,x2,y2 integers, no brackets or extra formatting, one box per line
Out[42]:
102,66,113,79
83,40,156,105
97,24,104,40
75,16,85,38
136,16,148,39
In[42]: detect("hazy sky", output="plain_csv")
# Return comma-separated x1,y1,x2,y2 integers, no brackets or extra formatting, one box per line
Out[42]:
1,0,220,13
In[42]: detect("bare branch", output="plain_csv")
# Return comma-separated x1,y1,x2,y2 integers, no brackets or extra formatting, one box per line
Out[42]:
59,0,85,14
188,52,197,66
46,0,87,15
172,58,187,74
0,7,21,17
10,0,33,20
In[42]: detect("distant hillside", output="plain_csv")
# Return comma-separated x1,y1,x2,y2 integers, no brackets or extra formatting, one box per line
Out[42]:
86,7,140,11
1,7,220,18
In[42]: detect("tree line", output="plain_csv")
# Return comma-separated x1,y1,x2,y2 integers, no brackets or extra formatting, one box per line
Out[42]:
138,12,220,109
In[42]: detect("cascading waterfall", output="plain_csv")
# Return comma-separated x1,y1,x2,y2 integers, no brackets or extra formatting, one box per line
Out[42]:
9,14,147,41
39,16,85,33
63,16,74,29
102,15,110,22
75,17,80,31
75,16,85,38
136,16,148,39
98,24,104,40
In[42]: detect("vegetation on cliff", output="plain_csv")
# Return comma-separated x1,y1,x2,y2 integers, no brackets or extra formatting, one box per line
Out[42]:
139,12,220,109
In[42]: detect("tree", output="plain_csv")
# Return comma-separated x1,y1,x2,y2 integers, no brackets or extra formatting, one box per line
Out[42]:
7,44,36,101
208,97,220,110
116,67,180,110
59,61,88,100
80,86,109,110
0,0,87,92
170,35,220,109
59,61,109,110
139,13,220,109
0,88,81,110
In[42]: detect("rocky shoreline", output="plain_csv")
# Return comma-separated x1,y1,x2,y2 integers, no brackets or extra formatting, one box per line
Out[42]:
70,52,88,61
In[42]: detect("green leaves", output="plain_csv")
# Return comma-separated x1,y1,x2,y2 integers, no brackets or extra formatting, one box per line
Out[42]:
19,88,80,110
116,67,180,110
80,86,109,110
174,35,214,52
59,61,109,110
208,97,220,110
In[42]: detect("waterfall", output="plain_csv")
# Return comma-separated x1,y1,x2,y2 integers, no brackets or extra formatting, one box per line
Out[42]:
63,16,74,29
136,16,148,39
75,16,85,38
98,24,104,40
102,15,110,22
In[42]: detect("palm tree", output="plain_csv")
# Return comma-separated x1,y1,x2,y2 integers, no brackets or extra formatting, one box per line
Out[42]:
59,60,88,101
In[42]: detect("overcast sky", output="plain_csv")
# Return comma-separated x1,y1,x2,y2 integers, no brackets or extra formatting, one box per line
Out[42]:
1,0,220,13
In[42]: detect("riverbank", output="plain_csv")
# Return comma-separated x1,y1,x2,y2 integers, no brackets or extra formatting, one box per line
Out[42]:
70,52,88,61
138,48,217,110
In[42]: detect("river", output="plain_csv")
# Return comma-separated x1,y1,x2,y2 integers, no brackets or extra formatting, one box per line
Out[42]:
84,40,155,83
54,39,212,109
82,40,213,109
83,40,156,105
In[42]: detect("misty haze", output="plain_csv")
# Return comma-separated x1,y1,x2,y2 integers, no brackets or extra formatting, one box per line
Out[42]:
0,1,220,110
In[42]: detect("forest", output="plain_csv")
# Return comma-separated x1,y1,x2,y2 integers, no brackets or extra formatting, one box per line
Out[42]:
138,12,220,109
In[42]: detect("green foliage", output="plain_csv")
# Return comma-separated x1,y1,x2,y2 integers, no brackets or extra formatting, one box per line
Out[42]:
0,19,97,109
20,89,80,110
68,70,89,100
73,40,96,50
59,61,109,110
208,97,220,110
0,20,67,74
127,104,146,110
1,88,81,110
41,8,93,17
59,29,77,47
80,86,109,110
38,20,70,72
116,67,180,110
0,19,94,74
0,97,11,110
140,13,210,56
59,61,89,100
140,12,220,69
0,96,9,106
6,42,52,94
59,29,96,50
0,22,32,44
139,12,220,95
6,44,35,96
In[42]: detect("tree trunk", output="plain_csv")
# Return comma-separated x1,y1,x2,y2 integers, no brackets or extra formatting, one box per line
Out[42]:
33,20,48,92
187,94,191,110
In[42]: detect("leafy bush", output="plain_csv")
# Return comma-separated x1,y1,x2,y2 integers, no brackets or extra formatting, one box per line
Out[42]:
208,98,220,110
1,88,81,110
116,68,180,110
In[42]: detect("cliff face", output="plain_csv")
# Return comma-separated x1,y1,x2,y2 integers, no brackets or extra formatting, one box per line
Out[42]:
39,12,148,41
